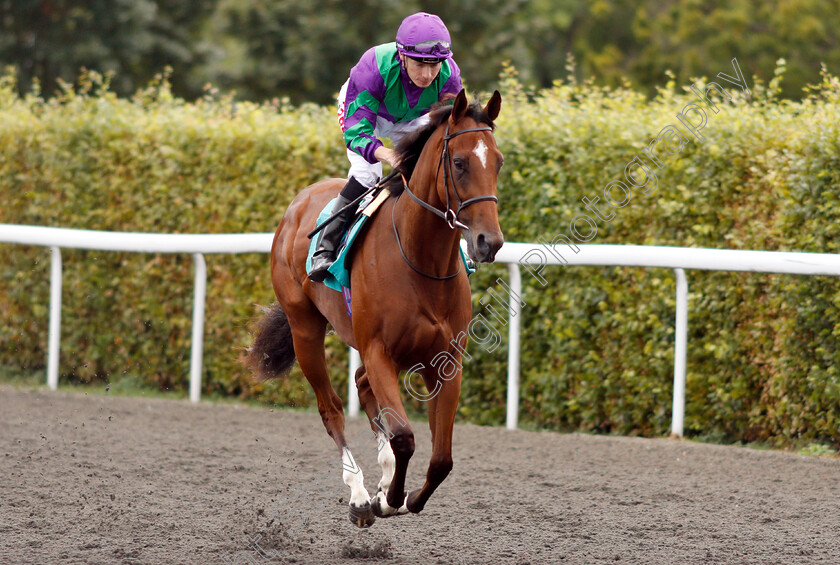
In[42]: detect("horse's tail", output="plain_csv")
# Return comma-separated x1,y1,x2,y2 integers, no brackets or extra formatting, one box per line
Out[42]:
243,303,297,380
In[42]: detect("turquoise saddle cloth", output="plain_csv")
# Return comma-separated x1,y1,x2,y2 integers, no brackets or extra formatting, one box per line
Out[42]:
306,197,476,293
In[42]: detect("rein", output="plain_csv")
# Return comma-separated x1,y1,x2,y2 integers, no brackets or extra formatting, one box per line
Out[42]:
394,123,497,280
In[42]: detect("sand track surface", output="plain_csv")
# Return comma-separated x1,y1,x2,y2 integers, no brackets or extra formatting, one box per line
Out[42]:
2,385,838,564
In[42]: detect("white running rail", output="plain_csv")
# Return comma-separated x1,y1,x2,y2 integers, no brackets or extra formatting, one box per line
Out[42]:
0,224,273,404
3,223,840,437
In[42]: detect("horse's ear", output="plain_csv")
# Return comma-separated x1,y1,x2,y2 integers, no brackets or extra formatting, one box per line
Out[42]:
451,89,468,123
484,90,502,122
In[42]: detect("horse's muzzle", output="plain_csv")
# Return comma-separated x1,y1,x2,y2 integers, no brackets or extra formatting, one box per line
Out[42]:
471,231,504,263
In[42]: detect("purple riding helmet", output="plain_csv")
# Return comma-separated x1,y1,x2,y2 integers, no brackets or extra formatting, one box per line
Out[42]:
395,12,452,64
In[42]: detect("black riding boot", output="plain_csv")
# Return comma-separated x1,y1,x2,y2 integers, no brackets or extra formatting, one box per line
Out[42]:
308,177,367,283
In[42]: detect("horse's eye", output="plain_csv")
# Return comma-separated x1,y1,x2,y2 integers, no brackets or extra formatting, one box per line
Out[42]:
453,157,467,172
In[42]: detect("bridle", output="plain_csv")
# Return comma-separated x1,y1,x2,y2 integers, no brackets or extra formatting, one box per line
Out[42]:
402,122,497,230
393,122,498,280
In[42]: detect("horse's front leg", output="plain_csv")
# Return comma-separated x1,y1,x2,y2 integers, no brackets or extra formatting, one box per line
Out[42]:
405,366,461,514
353,367,397,496
363,343,413,517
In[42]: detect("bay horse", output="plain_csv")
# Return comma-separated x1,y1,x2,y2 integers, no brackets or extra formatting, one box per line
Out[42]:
246,89,504,528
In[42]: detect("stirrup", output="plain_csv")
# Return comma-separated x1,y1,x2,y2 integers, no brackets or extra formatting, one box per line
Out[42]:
308,251,335,282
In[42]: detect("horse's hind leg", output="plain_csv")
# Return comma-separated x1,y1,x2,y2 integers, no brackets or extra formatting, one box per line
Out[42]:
405,366,461,514
286,303,374,528
354,367,397,494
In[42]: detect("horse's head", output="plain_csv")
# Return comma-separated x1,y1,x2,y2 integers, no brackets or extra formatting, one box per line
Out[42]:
437,89,505,263
395,89,505,264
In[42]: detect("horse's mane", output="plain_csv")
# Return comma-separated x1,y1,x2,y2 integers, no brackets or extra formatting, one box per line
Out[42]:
383,100,496,195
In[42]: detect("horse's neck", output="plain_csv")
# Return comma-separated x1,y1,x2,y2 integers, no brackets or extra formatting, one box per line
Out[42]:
395,163,462,279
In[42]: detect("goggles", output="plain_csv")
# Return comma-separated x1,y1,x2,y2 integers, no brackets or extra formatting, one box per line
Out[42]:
397,40,452,58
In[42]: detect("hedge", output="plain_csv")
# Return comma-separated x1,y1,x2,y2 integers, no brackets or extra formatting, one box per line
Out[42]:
1,65,838,448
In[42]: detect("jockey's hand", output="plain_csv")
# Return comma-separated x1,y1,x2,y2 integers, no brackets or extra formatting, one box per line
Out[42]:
374,146,400,169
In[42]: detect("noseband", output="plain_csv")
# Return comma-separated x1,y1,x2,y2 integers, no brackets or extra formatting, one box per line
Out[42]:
401,123,498,230
394,122,498,280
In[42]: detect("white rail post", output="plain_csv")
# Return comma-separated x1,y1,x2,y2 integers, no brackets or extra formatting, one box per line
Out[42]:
348,348,361,417
189,253,207,404
506,263,522,430
671,268,688,437
47,246,62,391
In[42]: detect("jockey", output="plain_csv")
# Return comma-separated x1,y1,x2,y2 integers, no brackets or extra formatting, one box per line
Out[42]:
308,11,464,283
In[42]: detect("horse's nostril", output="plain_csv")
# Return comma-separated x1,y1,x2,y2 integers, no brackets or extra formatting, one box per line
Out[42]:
473,232,502,263
478,232,503,261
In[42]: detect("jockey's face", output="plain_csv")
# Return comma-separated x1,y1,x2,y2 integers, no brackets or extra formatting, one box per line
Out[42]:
401,55,442,89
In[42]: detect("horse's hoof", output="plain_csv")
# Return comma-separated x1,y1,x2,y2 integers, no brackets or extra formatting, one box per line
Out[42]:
405,489,425,514
371,493,386,518
371,490,408,518
348,502,375,528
